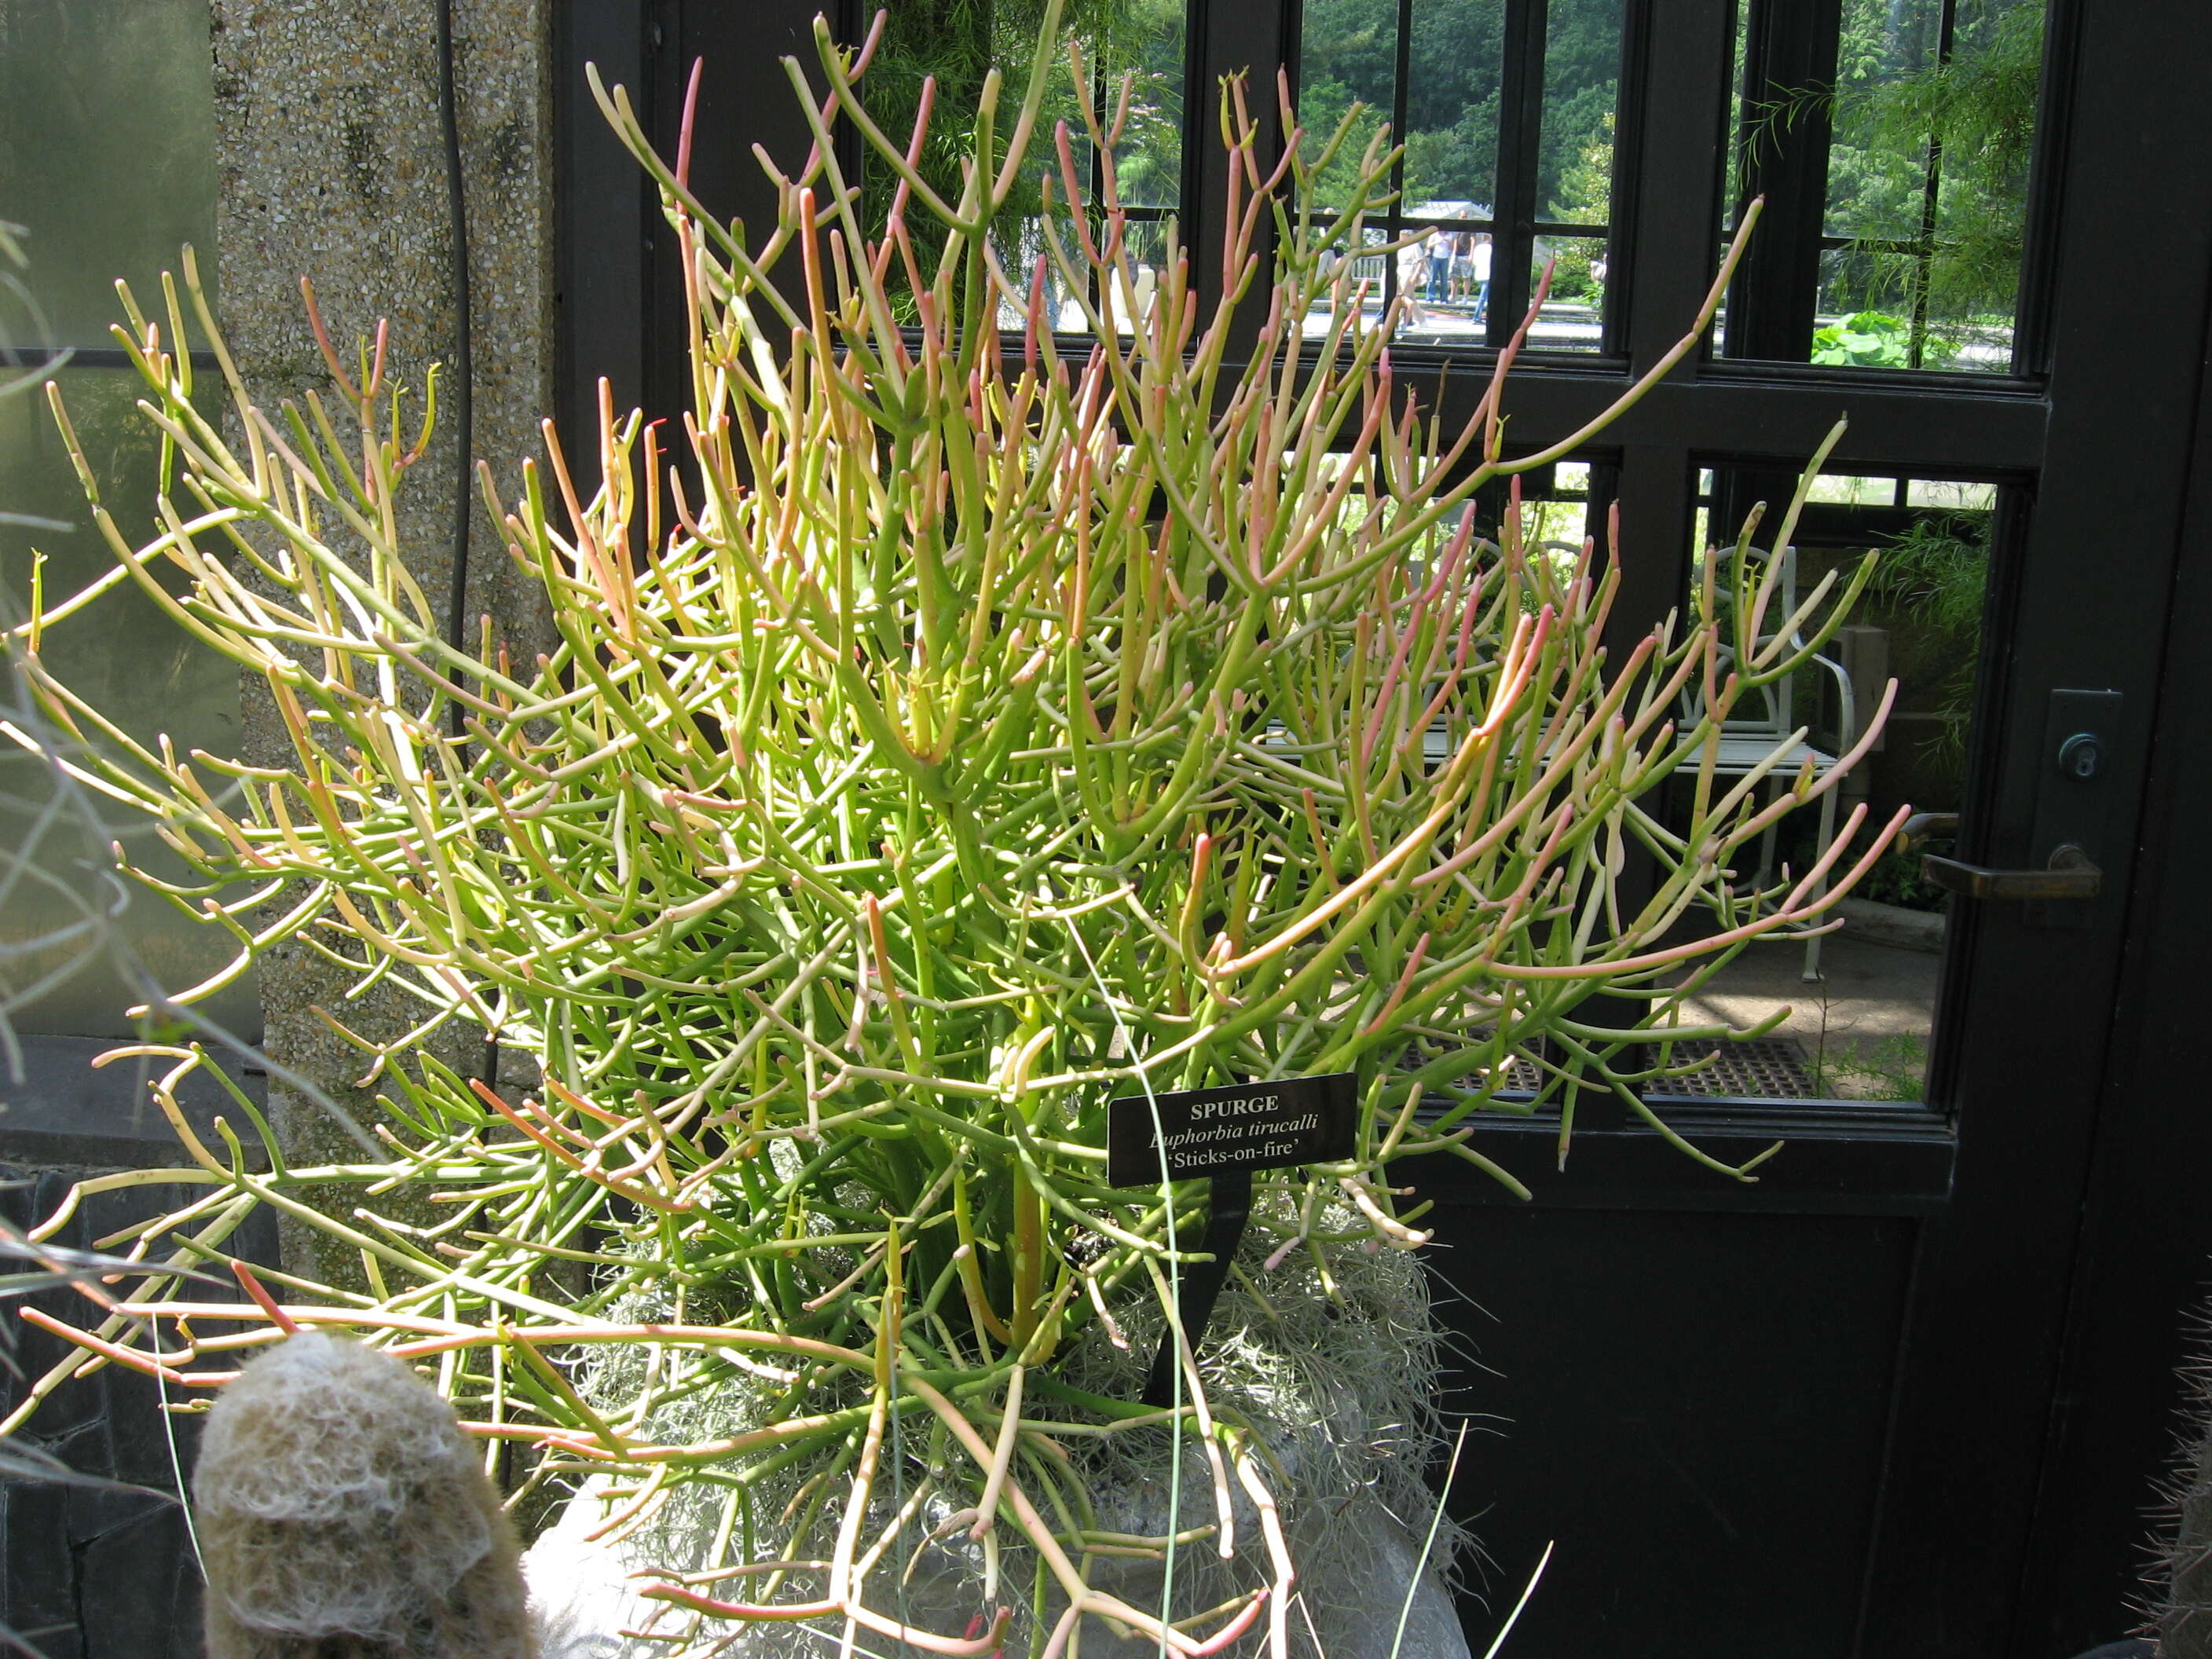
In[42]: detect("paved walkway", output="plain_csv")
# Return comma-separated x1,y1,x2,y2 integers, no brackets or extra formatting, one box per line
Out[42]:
1670,928,1943,1101
1301,298,1603,350
1298,296,2018,372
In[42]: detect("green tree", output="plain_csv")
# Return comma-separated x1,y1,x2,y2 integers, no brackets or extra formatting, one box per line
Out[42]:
1546,110,1613,297
1293,73,1394,211
1298,0,1621,223
1536,0,1620,215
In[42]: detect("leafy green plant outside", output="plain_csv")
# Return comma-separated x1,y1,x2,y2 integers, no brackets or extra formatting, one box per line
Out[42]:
1866,511,1986,766
1811,1031,1930,1101
1811,309,1957,369
1298,0,1620,221
1744,0,2045,369
1824,0,2044,326
1849,847,1950,914
1542,113,1613,302
856,0,1185,316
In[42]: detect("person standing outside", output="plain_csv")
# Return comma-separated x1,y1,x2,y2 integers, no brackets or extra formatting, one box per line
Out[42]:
1426,226,1453,305
1446,229,1474,303
1470,232,1495,325
1396,229,1432,328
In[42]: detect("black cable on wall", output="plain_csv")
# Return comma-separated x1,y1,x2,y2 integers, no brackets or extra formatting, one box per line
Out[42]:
433,0,496,1084
434,0,474,709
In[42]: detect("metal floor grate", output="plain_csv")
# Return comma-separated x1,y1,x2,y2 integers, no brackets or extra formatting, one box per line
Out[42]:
1644,1036,1816,1099
1494,1036,1817,1100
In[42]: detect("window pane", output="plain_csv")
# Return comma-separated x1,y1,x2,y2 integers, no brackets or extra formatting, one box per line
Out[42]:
0,0,218,348
1300,0,1624,353
1711,9,1753,354
1528,0,1620,353
1298,225,1393,340
1927,5,2044,357
1104,2,1185,210
1823,0,1949,246
1723,0,2049,373
2,370,258,1038
1722,3,1752,233
862,0,1185,318
1518,463,1597,547
1393,223,1493,343
1530,233,1606,347
1664,466,2000,1108
1824,0,2045,372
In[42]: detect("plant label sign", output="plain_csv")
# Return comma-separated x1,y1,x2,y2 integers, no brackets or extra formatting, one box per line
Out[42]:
1107,1072,1357,1406
1106,1074,1357,1189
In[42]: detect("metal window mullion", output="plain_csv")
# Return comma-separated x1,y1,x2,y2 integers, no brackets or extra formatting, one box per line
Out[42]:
554,0,651,438
1906,0,1961,370
1383,0,1415,309
2006,0,2075,377
1608,0,1745,638
1613,0,1737,376
1181,0,1295,359
1487,0,1551,349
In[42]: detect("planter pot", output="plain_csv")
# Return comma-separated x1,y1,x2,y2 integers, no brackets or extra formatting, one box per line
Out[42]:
525,1199,1472,1659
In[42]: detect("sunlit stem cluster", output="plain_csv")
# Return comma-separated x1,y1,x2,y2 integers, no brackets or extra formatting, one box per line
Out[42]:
4,1,1905,1650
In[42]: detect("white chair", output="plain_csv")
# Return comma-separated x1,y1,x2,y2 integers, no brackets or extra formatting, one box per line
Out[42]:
1675,546,1857,981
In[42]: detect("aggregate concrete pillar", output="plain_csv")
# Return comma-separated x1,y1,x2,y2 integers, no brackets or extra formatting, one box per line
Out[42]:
211,0,558,1280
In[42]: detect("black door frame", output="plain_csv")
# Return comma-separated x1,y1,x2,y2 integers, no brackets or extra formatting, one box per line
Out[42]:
551,2,2212,1650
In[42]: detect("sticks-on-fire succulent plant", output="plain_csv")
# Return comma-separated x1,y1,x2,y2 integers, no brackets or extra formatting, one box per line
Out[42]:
3,3,1905,1653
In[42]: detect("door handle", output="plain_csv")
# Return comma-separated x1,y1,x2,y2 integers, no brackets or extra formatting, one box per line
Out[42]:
1892,690,2119,916
1898,812,1958,849
1921,842,2101,901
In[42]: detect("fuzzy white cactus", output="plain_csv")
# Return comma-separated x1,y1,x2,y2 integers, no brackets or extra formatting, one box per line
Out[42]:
193,1333,537,1659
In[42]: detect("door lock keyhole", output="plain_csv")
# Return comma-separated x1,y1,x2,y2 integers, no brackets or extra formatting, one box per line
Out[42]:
2058,732,2103,779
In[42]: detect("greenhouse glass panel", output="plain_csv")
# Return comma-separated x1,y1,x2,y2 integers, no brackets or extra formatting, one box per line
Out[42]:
0,0,218,347
1298,0,1624,353
860,0,1185,332
0,371,258,1038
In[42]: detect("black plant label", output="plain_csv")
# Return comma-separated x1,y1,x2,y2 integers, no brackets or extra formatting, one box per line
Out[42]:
1106,1073,1358,1188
